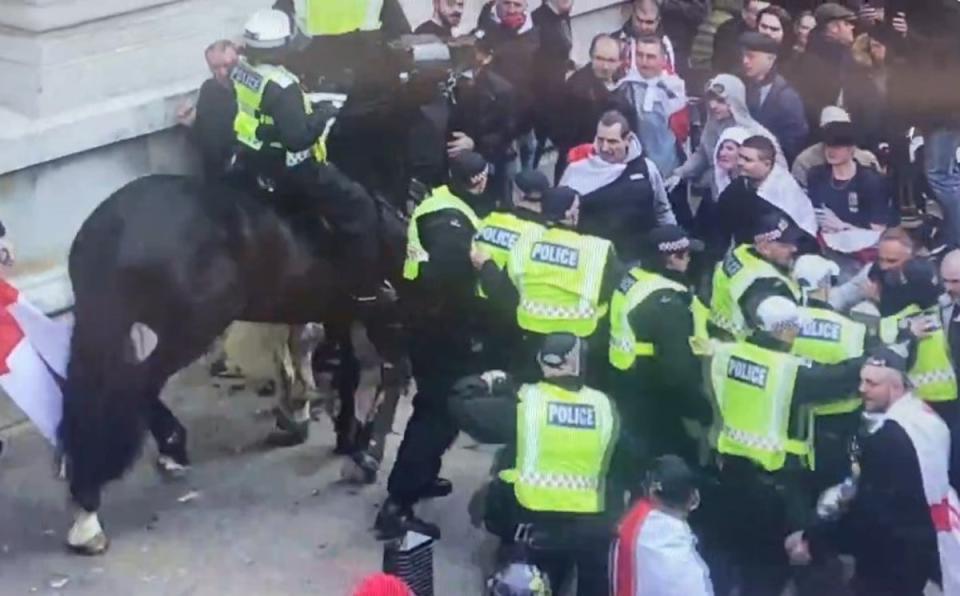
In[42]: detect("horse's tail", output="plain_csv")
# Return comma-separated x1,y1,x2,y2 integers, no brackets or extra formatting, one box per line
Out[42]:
59,262,148,497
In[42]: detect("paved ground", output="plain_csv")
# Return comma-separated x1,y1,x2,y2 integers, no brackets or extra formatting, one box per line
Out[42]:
0,348,498,595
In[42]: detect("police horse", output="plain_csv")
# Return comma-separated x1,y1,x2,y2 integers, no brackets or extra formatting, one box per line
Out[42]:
59,172,407,555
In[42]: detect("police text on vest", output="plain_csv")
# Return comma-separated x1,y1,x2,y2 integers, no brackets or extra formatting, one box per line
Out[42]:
531,242,580,269
547,402,596,429
727,356,769,388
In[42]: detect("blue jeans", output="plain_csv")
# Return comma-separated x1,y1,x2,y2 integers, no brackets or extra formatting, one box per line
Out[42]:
925,129,960,247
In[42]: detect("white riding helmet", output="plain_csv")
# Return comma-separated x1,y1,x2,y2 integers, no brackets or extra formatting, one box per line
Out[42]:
793,254,840,291
242,9,293,50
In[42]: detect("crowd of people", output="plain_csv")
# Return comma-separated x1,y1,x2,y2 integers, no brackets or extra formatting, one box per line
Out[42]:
171,0,960,594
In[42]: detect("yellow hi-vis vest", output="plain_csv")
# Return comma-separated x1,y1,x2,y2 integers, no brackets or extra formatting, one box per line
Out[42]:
402,186,480,281
609,268,688,370
295,0,384,36
710,245,800,340
477,211,545,270
710,342,809,472
880,305,958,403
499,382,618,513
791,306,865,470
508,227,612,337
231,59,327,167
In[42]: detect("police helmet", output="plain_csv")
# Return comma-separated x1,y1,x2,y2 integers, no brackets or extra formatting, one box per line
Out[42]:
486,562,551,596
242,9,293,50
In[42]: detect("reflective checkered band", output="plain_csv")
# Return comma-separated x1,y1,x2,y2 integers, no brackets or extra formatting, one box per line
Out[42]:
285,148,312,168
520,299,597,320
658,238,690,253
721,425,783,454
519,471,599,491
911,368,957,388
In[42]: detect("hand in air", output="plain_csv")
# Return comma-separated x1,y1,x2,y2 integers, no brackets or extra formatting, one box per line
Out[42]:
447,132,475,158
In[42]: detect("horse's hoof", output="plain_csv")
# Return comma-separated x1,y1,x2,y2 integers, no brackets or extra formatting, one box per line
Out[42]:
67,532,110,556
156,455,190,479
67,511,109,556
340,453,378,485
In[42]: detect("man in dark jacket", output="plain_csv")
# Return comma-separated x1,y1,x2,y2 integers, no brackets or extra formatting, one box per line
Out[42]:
551,34,620,182
740,31,809,165
448,36,519,202
794,3,877,134
713,0,766,74
476,0,541,129
786,347,951,596
531,0,574,168
413,0,464,38
559,110,676,262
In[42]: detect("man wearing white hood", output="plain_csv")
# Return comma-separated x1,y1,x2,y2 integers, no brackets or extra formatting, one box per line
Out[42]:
560,109,676,262
666,74,785,194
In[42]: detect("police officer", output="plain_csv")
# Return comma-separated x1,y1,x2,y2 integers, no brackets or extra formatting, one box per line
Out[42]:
473,186,624,383
272,0,410,90
475,170,548,370
450,333,621,596
375,151,493,539
232,10,391,314
608,225,712,467
792,255,875,493
709,213,802,341
874,258,959,421
706,296,865,596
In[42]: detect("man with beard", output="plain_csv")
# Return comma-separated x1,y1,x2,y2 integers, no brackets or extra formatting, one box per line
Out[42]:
414,0,464,39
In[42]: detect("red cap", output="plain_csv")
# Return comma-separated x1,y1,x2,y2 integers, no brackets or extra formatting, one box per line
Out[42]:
353,573,413,596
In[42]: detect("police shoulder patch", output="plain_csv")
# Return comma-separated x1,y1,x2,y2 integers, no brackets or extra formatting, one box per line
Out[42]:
231,65,264,91
722,251,744,277
617,272,640,295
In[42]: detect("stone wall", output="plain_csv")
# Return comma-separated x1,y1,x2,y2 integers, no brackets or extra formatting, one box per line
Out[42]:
0,0,628,428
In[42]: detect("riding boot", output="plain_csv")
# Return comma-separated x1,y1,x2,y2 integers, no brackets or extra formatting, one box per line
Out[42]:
265,405,310,447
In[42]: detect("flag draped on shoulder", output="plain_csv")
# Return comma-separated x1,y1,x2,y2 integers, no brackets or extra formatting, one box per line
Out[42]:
0,279,71,445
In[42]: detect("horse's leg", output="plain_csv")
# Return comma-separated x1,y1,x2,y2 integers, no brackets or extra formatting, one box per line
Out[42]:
331,322,361,454
150,396,190,477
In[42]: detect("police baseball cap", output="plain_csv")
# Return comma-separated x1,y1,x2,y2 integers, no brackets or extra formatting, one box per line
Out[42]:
756,295,803,333
541,186,579,221
647,455,698,507
740,31,781,55
513,169,550,200
646,225,704,254
752,213,805,245
865,345,909,374
814,3,856,24
537,333,581,369
822,121,857,147
449,151,489,184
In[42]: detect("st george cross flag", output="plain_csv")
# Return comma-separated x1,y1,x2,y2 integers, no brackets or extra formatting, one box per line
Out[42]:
0,278,70,445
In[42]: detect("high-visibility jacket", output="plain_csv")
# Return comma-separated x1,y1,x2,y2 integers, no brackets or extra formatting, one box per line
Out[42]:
231,58,327,167
792,305,866,470
507,227,612,337
476,211,545,270
710,245,800,340
499,382,618,513
880,305,958,403
609,268,688,371
710,341,809,472
294,0,383,36
402,186,480,281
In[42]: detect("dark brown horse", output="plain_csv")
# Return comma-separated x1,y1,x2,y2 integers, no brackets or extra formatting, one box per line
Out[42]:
58,173,407,554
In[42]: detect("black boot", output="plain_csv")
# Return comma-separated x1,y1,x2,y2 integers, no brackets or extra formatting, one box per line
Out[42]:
420,478,453,499
265,407,310,447
374,498,441,540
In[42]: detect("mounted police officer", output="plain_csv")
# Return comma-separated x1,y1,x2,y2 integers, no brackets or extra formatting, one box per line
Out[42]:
608,225,712,468
450,333,622,596
473,186,624,383
705,296,866,596
232,10,392,316
375,151,494,539
272,0,410,91
709,213,802,341
475,169,549,370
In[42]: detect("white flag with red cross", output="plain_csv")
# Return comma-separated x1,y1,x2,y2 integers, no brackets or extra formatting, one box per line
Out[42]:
0,279,71,445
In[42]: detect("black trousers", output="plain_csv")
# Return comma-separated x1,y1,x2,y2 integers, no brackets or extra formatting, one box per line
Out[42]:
485,479,612,596
386,326,475,505
283,160,381,295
